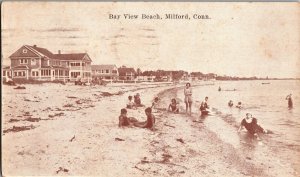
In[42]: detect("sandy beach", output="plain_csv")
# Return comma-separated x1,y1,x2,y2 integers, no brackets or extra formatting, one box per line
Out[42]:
2,82,299,177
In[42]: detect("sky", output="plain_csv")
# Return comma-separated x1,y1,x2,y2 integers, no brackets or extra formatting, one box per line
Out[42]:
1,2,299,78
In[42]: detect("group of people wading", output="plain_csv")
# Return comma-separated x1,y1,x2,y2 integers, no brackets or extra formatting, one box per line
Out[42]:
118,82,294,140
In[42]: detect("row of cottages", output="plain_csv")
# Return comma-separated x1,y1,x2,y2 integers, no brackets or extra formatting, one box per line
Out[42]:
91,65,136,81
3,45,92,81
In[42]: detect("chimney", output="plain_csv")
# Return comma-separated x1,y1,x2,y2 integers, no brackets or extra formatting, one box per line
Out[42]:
58,50,61,54
33,45,37,47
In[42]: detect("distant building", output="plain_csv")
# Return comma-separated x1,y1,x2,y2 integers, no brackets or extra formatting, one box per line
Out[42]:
6,45,92,81
118,66,136,81
91,64,118,80
136,75,156,82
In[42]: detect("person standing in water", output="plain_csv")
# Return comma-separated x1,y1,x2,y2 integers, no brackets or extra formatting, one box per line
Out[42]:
184,83,193,115
286,94,293,109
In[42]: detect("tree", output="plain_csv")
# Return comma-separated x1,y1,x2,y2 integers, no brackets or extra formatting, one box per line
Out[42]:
136,68,142,76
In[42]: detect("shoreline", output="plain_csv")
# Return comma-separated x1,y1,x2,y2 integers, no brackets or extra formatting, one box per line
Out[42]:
153,85,298,177
2,82,298,176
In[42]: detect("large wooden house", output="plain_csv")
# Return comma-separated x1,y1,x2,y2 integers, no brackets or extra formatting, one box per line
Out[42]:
91,64,119,81
4,45,92,82
118,66,136,81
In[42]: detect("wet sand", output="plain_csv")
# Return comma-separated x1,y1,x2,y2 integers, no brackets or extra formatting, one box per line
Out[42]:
2,82,298,176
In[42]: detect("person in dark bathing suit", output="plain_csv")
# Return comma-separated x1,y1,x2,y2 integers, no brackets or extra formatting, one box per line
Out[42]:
168,98,179,113
200,97,210,115
134,107,155,129
228,100,234,107
238,113,267,136
286,94,293,109
118,108,137,127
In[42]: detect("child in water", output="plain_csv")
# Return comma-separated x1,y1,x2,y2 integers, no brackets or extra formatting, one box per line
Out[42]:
228,100,234,107
168,98,179,113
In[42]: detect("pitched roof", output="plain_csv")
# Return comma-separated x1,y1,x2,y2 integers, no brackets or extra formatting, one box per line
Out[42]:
53,53,89,61
91,65,117,70
26,45,55,58
9,45,92,61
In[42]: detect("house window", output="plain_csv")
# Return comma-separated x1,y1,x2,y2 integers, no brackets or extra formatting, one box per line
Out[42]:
106,69,109,73
14,72,17,76
32,71,38,77
23,49,27,53
41,70,50,76
71,72,80,78
82,63,85,66
70,63,80,66
20,59,28,64
31,59,36,65
3,71,6,76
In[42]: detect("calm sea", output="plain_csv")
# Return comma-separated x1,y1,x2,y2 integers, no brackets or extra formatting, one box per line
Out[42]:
177,80,300,149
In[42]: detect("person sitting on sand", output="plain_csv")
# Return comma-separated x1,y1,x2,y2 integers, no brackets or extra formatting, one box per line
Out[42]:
151,97,159,109
133,107,155,129
218,86,221,92
200,97,210,115
228,100,234,107
238,113,267,137
184,83,193,115
119,108,138,127
286,94,293,109
168,98,179,113
127,96,136,109
134,93,144,107
236,102,242,109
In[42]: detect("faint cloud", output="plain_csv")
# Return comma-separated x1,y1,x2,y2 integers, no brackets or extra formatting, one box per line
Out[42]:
30,27,82,32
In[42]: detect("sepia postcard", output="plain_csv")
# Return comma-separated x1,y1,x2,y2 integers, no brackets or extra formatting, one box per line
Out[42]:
1,1,300,177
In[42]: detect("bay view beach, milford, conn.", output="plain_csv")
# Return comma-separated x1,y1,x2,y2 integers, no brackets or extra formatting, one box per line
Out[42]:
2,2,300,177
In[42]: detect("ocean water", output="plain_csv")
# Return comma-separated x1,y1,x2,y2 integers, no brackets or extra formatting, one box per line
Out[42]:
177,80,300,149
